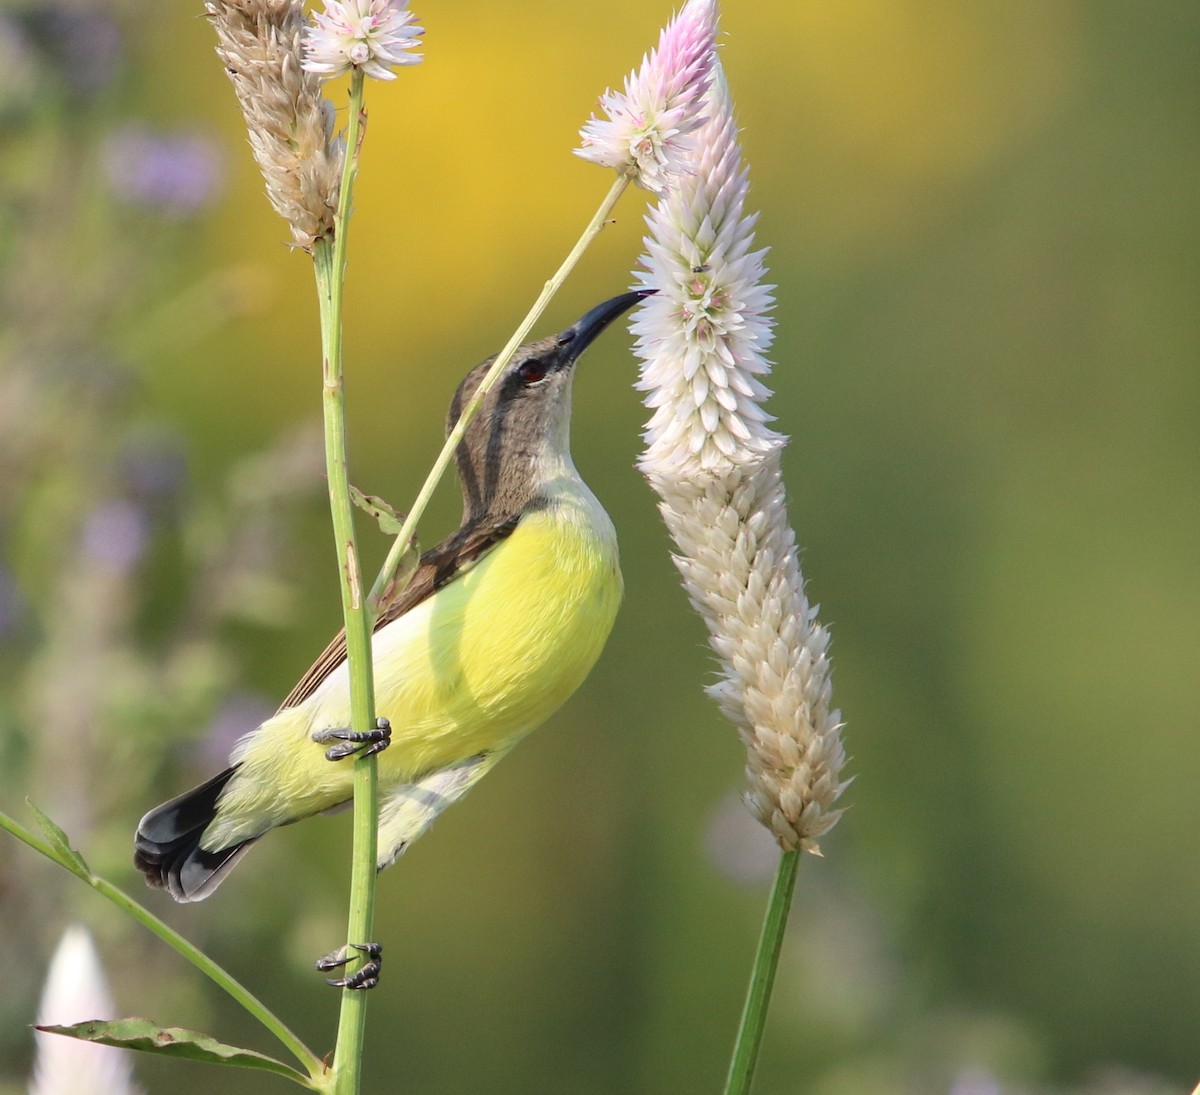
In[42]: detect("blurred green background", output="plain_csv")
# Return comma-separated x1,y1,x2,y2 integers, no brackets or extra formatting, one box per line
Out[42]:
1,2,1197,1093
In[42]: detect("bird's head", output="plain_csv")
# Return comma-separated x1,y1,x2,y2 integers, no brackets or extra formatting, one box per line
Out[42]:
449,290,648,521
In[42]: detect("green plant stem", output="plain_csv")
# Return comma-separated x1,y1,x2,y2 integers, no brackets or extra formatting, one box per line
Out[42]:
313,153,628,1089
0,808,326,1087
367,173,631,609
311,71,378,1095
724,848,801,1095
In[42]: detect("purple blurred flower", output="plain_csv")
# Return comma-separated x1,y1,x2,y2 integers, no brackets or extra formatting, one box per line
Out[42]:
704,791,780,885
81,500,148,574
0,16,38,118
947,1068,1007,1095
20,7,122,98
197,691,275,771
119,432,189,519
0,564,25,640
102,125,225,217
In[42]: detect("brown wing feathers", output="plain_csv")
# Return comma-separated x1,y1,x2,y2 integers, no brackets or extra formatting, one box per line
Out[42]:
276,514,521,712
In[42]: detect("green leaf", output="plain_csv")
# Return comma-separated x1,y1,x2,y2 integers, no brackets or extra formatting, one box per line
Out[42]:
25,799,92,879
36,1019,319,1088
392,538,421,587
349,485,406,536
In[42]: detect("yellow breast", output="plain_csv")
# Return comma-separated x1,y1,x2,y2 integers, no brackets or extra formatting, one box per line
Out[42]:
366,492,622,774
210,485,621,841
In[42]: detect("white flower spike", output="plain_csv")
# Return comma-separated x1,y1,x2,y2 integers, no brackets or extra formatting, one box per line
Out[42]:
633,60,848,853
577,0,717,195
633,65,781,478
31,927,141,1095
303,0,423,82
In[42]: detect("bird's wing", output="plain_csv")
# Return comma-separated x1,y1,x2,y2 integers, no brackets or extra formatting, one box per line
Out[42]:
375,749,508,870
276,513,522,712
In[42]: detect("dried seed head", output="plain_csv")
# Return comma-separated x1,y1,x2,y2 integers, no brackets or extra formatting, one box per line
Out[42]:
207,0,344,250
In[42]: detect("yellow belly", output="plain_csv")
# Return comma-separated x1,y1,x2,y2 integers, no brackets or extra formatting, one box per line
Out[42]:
369,500,621,772
207,497,621,844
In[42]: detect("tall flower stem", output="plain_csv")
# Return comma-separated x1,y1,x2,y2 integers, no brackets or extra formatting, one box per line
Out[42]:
723,849,800,1095
310,71,378,1095
368,173,630,607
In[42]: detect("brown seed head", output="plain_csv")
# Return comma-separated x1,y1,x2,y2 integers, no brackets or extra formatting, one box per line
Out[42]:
206,0,344,250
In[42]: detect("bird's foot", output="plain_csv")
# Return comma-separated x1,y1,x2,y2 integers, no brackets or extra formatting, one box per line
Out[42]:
315,942,382,990
312,717,392,761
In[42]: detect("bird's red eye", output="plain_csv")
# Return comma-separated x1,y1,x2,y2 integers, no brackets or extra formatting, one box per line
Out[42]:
517,360,547,384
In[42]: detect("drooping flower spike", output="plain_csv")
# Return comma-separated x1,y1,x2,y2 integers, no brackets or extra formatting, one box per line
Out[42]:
303,0,423,83
576,0,717,195
632,61,848,853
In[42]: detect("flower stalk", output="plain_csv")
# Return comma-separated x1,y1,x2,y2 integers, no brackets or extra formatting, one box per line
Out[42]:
574,5,832,1080
309,68,380,1095
632,52,846,856
723,849,800,1095
626,38,848,1089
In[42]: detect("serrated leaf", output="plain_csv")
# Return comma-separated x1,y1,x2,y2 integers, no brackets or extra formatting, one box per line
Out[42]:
25,799,91,878
36,1019,315,1087
349,485,406,536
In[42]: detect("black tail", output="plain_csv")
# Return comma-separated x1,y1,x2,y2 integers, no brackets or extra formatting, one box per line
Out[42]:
134,767,256,902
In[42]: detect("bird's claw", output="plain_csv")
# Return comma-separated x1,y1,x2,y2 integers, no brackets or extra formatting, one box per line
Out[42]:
315,942,382,990
312,717,392,761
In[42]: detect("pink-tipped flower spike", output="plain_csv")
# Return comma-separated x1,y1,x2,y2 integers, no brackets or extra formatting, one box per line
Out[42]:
633,62,848,853
577,0,717,195
303,0,423,82
633,64,780,478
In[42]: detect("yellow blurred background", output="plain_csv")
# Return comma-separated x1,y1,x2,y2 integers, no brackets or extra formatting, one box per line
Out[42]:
2,2,1197,1093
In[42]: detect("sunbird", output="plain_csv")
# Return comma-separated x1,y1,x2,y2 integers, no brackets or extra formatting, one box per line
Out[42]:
135,291,645,908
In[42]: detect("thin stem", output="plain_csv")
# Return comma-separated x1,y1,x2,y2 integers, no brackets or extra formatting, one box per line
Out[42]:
368,173,631,608
0,808,326,1086
311,71,379,1095
91,875,327,1088
723,848,801,1095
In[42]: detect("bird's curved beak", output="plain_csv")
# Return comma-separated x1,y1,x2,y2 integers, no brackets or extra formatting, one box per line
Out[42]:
560,289,654,364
